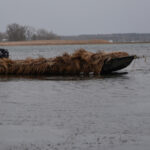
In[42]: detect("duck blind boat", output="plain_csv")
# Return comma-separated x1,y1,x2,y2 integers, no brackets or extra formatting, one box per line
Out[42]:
0,48,134,75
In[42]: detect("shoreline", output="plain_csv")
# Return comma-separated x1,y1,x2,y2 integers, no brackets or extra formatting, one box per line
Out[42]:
0,39,110,46
0,39,150,46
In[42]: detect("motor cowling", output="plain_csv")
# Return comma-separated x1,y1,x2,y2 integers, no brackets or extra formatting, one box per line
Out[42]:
0,48,9,58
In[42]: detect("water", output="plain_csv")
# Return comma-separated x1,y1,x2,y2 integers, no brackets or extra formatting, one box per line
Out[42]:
0,44,150,150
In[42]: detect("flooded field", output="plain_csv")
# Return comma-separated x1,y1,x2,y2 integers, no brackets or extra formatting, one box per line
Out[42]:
0,44,150,150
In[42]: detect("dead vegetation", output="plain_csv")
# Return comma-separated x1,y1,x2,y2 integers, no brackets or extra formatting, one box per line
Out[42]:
0,49,129,75
0,39,110,46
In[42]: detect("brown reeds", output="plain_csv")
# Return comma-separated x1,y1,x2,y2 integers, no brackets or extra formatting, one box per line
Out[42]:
0,49,129,75
0,39,110,46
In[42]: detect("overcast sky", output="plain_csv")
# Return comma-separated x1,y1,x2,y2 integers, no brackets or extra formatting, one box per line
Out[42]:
0,0,150,35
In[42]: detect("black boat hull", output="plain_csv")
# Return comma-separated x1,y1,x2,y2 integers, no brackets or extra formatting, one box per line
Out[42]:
101,56,135,74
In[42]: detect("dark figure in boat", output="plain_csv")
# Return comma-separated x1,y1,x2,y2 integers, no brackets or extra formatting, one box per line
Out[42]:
0,48,9,58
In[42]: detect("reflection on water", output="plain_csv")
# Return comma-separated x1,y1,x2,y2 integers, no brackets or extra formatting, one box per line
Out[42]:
0,44,150,150
0,72,128,81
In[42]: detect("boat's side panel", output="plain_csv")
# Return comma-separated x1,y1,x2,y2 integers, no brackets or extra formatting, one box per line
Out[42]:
101,56,134,74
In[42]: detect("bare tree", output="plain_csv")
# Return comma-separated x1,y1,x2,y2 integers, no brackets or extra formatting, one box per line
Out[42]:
25,26,36,41
6,23,26,41
4,23,60,41
34,29,60,40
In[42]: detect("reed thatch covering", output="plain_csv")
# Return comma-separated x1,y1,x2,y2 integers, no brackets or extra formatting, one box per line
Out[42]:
0,49,129,75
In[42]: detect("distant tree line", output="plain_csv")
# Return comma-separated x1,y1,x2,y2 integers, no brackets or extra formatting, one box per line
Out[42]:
61,33,150,42
1,24,150,42
0,23,60,41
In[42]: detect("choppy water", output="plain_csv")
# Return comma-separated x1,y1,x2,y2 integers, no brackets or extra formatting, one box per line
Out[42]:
0,44,150,150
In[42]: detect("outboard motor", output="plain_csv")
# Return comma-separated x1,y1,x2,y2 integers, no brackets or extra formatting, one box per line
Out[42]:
0,48,9,58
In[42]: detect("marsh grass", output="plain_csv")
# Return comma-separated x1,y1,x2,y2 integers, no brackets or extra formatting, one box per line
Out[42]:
0,49,129,75
0,39,110,46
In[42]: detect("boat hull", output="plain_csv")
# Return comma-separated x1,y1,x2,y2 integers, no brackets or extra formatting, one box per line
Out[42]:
101,56,135,74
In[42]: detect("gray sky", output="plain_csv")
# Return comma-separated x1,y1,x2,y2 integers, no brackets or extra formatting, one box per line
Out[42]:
0,0,150,35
